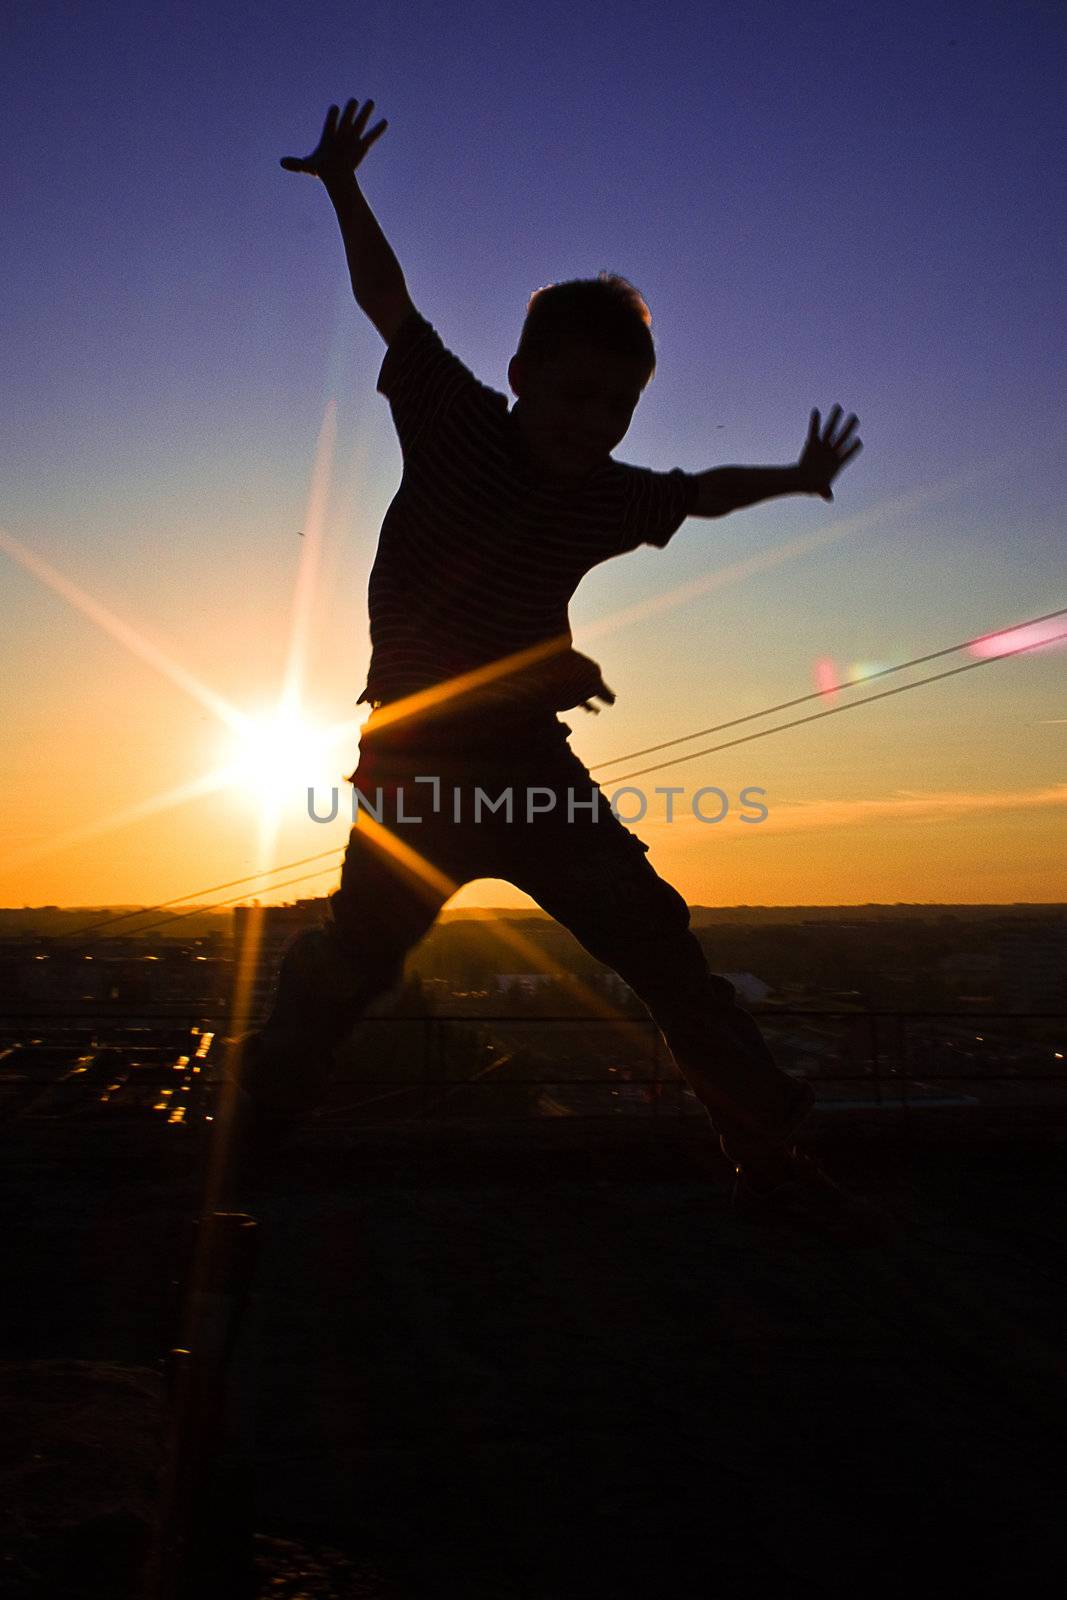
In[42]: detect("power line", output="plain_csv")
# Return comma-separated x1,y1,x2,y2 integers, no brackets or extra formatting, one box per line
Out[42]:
47,607,1065,937
107,862,344,941
49,847,345,942
602,625,1067,783
590,604,1067,773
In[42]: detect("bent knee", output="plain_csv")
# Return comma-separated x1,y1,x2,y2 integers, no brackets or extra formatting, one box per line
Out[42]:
561,847,692,939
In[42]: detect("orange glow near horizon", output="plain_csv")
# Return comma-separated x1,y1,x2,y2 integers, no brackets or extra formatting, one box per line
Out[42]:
2,444,1065,909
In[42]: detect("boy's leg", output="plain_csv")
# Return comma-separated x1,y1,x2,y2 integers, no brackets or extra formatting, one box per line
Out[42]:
233,807,452,1113
503,799,810,1158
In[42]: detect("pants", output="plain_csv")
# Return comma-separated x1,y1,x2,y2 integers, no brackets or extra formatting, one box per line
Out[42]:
262,712,803,1151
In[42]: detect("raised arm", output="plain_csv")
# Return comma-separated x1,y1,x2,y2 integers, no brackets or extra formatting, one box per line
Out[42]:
281,98,415,344
692,406,862,518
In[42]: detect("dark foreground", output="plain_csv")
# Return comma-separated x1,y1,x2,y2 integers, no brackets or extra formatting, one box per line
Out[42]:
2,1107,1066,1596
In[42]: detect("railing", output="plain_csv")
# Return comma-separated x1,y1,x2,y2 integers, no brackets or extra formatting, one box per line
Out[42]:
314,1008,1067,1119
2,1005,1065,1122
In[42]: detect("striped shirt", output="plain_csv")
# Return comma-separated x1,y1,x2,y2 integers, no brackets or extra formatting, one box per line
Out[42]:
358,310,697,729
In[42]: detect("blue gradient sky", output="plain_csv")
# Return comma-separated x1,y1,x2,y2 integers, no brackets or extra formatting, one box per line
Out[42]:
2,0,1065,906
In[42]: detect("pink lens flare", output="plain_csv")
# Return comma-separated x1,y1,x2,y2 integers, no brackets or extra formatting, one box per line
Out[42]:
969,620,1067,660
814,658,840,700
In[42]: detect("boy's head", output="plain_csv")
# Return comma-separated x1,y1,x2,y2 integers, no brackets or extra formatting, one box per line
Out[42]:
507,273,656,481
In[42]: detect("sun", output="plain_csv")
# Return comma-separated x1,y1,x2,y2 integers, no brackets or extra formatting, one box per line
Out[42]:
225,702,339,812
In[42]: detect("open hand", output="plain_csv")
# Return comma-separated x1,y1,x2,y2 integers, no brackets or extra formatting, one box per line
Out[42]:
281,99,388,183
797,406,862,502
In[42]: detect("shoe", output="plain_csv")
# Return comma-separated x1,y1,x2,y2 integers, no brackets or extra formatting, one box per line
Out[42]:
673,1001,818,1150
717,1075,815,1170
728,1144,897,1247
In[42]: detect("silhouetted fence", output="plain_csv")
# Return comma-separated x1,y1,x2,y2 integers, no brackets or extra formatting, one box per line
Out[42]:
2,1006,1065,1121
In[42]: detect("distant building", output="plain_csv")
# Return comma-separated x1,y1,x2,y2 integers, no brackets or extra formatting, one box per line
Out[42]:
596,972,634,1005
493,974,558,998
938,952,999,982
996,920,1067,1011
722,971,774,1005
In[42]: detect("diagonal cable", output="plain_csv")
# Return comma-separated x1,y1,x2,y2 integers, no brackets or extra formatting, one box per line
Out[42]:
603,627,1067,783
591,605,1067,773
47,608,1066,935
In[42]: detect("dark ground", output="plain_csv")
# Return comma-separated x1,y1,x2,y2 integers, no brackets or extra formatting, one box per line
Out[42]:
2,1105,1066,1597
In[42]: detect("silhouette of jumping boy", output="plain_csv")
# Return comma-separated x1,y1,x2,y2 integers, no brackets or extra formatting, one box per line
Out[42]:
234,98,863,1204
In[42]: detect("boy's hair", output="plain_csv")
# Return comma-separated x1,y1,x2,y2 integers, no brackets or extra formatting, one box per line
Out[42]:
515,272,656,386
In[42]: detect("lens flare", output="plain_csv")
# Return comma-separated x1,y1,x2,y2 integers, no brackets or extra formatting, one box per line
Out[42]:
969,620,1067,660
814,658,840,700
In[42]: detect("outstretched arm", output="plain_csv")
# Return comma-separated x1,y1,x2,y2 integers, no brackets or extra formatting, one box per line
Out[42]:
281,98,415,344
692,406,862,518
